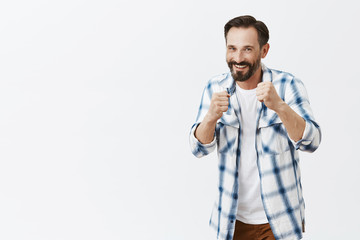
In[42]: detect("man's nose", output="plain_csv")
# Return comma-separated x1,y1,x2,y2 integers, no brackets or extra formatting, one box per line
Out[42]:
233,51,245,63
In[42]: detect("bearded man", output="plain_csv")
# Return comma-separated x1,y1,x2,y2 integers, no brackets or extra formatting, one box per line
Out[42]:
189,15,321,240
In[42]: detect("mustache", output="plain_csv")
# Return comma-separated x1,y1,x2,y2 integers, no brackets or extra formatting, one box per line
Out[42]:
228,61,251,67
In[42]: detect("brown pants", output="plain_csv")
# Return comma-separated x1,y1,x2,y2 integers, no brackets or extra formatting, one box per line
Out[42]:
233,220,276,240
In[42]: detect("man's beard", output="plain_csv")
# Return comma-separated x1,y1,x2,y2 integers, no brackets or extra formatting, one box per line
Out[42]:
227,56,261,82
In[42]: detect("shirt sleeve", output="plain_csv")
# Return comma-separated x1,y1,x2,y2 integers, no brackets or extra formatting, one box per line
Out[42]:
285,78,322,152
189,123,217,158
189,81,218,158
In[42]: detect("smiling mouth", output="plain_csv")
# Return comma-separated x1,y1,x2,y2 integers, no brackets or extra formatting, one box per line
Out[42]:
234,63,248,70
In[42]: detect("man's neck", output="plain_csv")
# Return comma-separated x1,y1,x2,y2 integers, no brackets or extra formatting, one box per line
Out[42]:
236,67,263,90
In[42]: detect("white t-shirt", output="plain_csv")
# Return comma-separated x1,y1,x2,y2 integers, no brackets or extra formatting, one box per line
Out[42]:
235,84,268,224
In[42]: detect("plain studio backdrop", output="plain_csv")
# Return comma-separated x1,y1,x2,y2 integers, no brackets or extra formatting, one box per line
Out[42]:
0,0,359,239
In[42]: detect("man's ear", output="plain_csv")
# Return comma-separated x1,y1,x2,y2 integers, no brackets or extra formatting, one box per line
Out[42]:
261,43,270,58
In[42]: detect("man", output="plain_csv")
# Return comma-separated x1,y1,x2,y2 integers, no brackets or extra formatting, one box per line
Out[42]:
189,15,321,240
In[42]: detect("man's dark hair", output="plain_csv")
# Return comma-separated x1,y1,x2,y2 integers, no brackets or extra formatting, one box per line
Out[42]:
224,15,269,47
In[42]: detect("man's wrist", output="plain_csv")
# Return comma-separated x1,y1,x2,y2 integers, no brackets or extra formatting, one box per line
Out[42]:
203,113,219,126
273,100,288,115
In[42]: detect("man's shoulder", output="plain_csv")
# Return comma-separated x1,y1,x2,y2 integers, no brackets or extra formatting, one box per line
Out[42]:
264,66,308,98
208,72,231,84
264,66,296,84
204,72,234,93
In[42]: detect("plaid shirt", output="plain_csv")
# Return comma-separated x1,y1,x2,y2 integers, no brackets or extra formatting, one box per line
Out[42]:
189,64,321,240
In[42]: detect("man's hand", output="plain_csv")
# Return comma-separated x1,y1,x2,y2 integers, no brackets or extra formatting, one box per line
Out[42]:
205,91,230,123
194,91,230,144
256,82,306,142
256,82,284,111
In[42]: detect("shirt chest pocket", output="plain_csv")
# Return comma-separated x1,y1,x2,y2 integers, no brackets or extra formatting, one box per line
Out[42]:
258,111,291,155
216,107,240,154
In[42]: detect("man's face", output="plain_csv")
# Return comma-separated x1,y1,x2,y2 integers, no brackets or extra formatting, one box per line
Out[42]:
226,27,262,82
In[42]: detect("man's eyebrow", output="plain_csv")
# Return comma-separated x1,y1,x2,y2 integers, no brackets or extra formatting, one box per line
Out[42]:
226,44,255,48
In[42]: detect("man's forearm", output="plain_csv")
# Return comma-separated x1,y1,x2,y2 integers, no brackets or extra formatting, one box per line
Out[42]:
194,116,217,144
275,102,306,142
194,91,230,144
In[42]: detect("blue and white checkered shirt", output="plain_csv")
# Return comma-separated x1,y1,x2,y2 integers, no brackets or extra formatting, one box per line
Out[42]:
189,64,321,240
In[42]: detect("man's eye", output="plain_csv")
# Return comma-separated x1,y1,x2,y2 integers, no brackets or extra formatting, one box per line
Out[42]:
245,48,252,52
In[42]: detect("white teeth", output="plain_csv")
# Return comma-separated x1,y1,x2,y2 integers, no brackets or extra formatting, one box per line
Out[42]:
235,64,246,68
